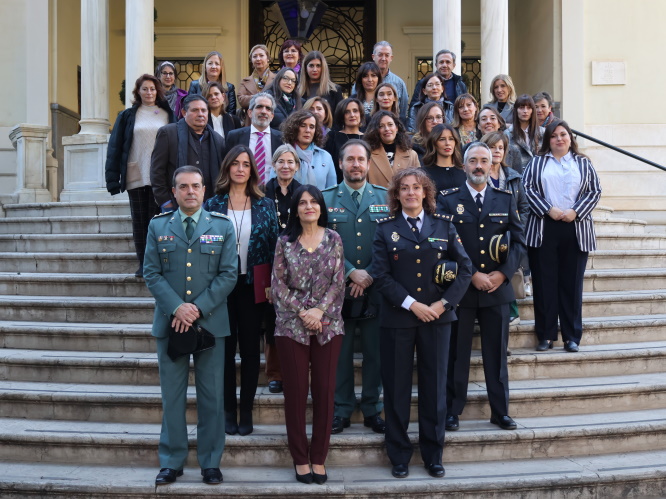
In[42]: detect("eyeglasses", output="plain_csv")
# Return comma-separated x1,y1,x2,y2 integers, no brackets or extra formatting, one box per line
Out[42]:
425,115,444,123
161,72,175,77
282,77,297,84
425,82,443,89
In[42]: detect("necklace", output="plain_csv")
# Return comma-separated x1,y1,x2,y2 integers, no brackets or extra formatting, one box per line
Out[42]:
228,194,249,255
299,227,322,253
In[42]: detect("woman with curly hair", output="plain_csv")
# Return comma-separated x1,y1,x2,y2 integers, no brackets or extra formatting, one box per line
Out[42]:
364,111,419,188
279,109,336,190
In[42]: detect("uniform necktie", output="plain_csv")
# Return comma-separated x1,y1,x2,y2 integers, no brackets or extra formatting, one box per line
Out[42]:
475,192,483,211
185,217,194,240
255,131,266,184
407,216,420,238
351,190,360,208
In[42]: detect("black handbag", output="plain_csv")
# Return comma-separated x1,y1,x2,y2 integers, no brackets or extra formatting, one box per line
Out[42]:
167,320,216,361
341,287,377,321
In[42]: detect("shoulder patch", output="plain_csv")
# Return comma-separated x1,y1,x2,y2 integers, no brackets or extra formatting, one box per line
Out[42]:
376,215,396,224
153,210,173,218
210,211,230,220
321,185,338,193
433,213,453,221
490,185,513,195
439,187,460,196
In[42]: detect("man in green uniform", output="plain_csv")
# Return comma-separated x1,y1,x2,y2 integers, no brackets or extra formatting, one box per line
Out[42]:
144,165,237,485
323,139,388,434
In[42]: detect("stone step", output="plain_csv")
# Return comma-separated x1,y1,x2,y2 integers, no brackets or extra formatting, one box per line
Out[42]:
0,372,662,425
596,233,666,250
0,216,132,235
518,288,666,320
0,342,662,386
0,450,664,498
0,273,150,297
582,268,666,292
587,249,666,269
0,234,134,253
593,217,646,234
0,409,663,466
591,204,614,219
0,295,154,323
3,200,130,218
0,253,137,274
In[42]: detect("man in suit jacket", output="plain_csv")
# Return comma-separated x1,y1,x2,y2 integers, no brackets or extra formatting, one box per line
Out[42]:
437,142,525,432
322,139,388,435
144,165,237,486
224,93,283,185
150,95,225,212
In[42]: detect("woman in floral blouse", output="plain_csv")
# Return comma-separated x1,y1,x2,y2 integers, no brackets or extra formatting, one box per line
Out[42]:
271,184,345,485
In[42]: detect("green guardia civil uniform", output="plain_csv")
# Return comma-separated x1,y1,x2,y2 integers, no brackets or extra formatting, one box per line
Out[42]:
322,181,388,419
143,207,237,471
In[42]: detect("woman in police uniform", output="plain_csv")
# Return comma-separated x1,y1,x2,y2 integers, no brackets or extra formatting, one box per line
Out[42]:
370,167,472,479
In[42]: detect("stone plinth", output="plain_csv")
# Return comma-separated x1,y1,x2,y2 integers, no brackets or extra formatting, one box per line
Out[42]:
9,124,53,204
61,134,118,202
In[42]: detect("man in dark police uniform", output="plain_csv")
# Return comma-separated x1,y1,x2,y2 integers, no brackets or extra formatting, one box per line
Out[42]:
144,165,237,485
437,142,525,431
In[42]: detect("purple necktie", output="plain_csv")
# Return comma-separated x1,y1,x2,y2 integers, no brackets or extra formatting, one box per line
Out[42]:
255,131,266,184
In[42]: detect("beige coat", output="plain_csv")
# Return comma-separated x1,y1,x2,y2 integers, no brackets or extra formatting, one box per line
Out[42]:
367,146,420,188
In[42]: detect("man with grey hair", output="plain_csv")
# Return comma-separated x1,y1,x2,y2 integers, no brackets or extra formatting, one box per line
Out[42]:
409,49,468,112
436,141,525,433
224,92,283,184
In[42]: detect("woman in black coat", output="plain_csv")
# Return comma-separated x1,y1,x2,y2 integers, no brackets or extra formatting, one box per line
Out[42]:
188,51,237,116
265,67,304,129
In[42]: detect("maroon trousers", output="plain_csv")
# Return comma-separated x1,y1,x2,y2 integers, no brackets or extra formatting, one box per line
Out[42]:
276,335,343,465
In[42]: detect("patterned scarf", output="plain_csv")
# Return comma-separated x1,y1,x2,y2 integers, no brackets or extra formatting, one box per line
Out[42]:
253,68,271,91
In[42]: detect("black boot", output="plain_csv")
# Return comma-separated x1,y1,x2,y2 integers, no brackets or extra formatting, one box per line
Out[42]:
225,410,238,435
238,410,253,436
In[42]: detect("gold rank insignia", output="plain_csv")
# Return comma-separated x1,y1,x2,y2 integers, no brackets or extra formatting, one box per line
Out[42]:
457,204,465,214
391,232,400,242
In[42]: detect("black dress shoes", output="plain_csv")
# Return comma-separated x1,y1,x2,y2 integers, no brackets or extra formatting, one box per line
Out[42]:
155,468,183,485
238,410,253,436
331,415,350,434
425,463,445,478
268,380,283,393
134,264,143,278
225,410,238,435
312,467,328,485
564,340,579,352
294,465,313,484
445,414,459,431
490,414,517,430
363,413,386,434
536,340,553,351
201,468,223,484
391,464,409,478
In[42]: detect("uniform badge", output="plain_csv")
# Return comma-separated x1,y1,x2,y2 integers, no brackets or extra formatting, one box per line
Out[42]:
339,208,345,213
391,232,400,242
158,235,174,242
200,234,224,244
369,204,390,213
158,236,162,242
328,208,333,212
500,244,508,253
334,207,339,212
457,204,465,214
437,252,442,259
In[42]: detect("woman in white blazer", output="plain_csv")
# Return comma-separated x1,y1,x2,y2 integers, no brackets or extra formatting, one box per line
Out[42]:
522,120,601,353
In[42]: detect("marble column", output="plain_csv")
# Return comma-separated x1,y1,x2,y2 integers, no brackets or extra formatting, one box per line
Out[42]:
433,0,461,75
125,0,155,108
10,125,53,203
480,0,509,105
61,0,112,202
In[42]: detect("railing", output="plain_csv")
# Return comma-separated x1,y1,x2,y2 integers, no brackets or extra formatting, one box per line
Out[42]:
572,128,666,173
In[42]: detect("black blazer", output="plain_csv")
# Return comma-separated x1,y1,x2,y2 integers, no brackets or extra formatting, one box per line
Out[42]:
371,212,472,329
437,184,525,308
188,80,237,116
224,126,283,156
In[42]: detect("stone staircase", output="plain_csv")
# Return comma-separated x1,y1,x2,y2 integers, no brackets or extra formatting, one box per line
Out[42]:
0,201,664,498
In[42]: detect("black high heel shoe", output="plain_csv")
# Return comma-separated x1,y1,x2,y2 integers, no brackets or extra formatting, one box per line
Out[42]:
312,466,327,485
294,464,313,484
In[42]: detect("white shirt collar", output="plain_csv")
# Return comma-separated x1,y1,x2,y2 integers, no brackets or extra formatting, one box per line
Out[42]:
466,181,487,201
402,209,425,226
250,124,271,135
546,151,574,163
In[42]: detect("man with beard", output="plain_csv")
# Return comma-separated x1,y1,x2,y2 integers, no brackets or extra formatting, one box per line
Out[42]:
322,139,388,435
224,92,283,185
436,142,525,432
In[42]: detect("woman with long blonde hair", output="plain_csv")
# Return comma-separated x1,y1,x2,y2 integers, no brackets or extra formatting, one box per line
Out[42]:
188,50,237,116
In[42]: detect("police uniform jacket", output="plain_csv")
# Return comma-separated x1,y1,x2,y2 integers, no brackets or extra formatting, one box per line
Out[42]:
370,212,472,329
437,185,525,308
322,182,388,276
143,209,238,338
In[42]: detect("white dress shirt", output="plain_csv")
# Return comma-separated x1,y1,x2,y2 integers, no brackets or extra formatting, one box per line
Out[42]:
542,152,581,210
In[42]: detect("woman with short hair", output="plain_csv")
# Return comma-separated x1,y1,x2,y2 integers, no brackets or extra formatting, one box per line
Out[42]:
105,74,175,277
155,61,187,117
265,67,303,129
298,51,344,115
408,72,453,132
279,39,304,73
487,74,516,124
188,50,237,116
364,111,419,188
533,91,556,128
204,145,279,437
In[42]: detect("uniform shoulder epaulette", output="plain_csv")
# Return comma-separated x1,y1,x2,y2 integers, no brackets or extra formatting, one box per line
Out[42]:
369,183,388,191
490,185,513,195
439,187,459,196
321,185,337,193
210,211,230,220
153,210,173,218
376,215,395,224
432,213,453,221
